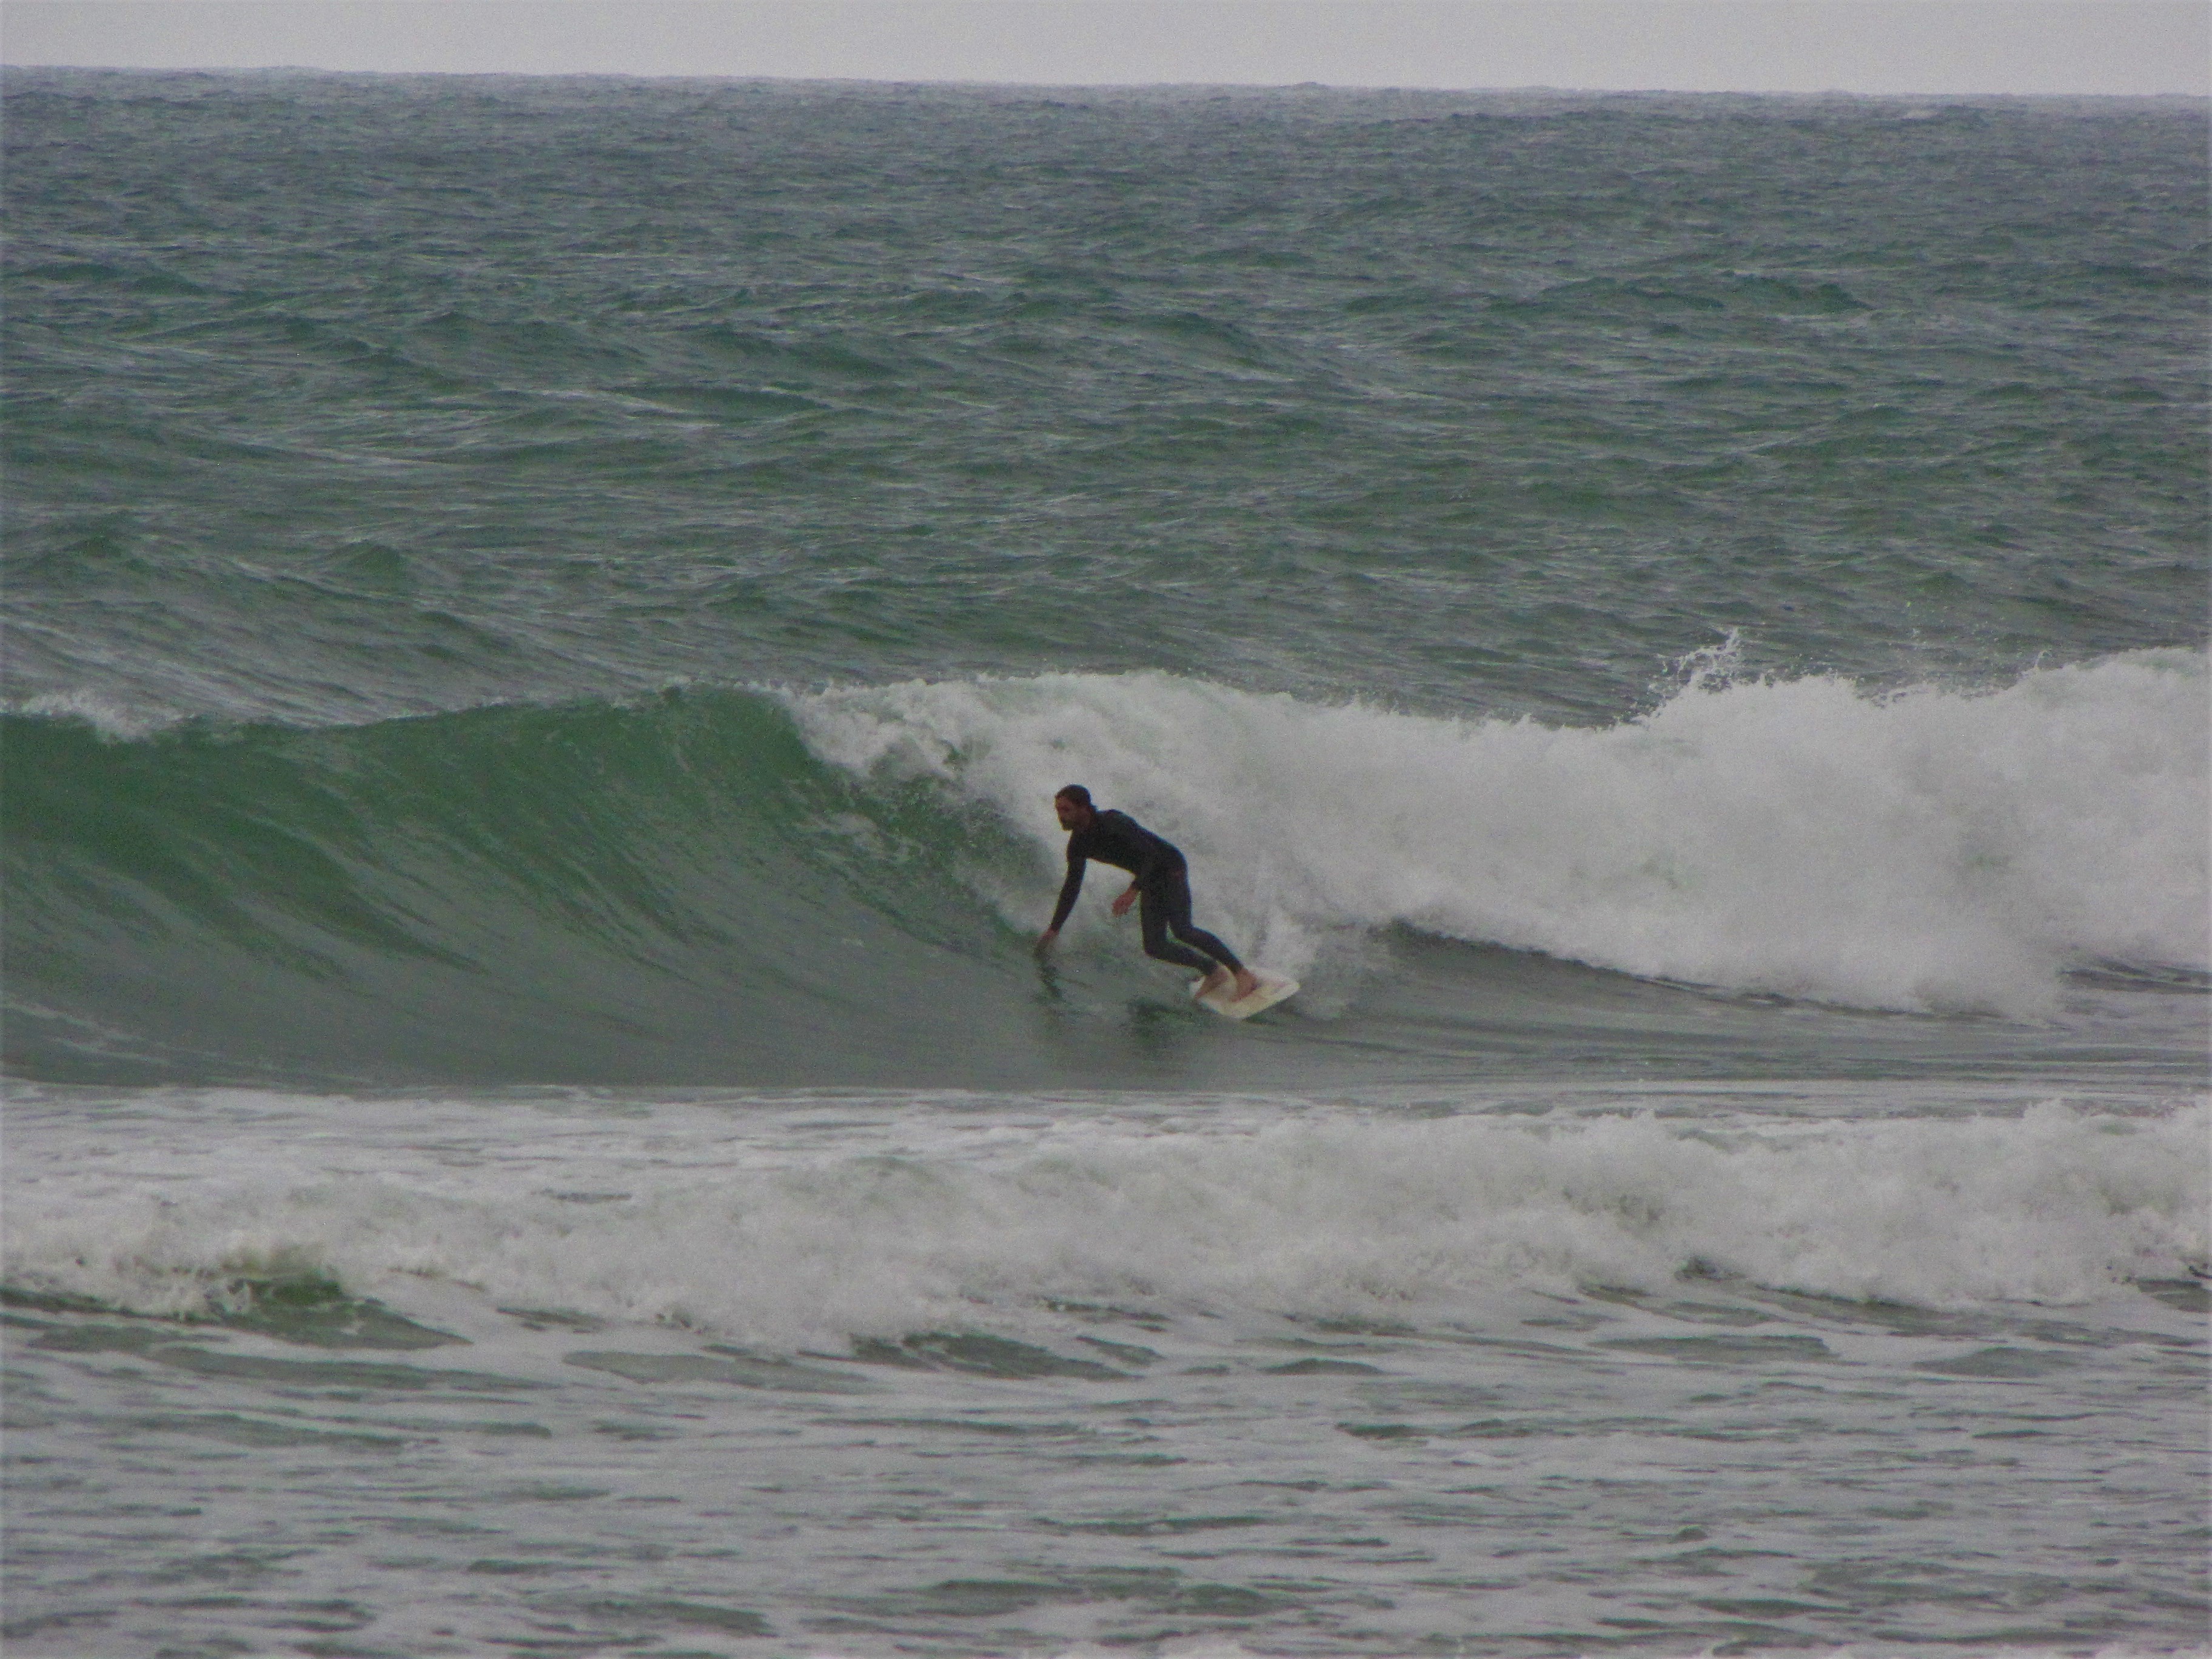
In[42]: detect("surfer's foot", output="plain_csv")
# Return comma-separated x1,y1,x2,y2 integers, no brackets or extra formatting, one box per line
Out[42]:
1198,967,1233,999
1232,968,1260,1000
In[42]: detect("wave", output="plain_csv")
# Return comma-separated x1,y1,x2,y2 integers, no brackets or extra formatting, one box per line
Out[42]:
2,685,1041,1084
4,651,2205,1085
791,648,2208,1014
5,1096,2202,1343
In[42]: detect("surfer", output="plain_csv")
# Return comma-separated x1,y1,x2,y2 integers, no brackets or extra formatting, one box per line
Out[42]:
1034,785,1260,1002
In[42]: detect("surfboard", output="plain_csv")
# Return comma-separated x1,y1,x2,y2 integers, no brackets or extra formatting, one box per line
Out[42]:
1191,970,1299,1021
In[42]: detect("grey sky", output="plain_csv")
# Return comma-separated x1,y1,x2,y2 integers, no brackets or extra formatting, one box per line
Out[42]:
3,1,2205,95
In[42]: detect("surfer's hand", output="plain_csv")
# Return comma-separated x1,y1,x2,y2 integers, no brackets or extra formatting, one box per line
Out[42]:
1110,888,1138,918
1034,929,1058,956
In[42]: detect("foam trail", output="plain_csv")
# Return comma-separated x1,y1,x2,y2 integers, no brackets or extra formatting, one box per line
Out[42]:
5,1096,2202,1347
787,649,2209,1013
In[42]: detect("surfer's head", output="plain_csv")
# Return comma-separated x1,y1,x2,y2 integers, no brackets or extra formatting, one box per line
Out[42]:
1053,785,1094,831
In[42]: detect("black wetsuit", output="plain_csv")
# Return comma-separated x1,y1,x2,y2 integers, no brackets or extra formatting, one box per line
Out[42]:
1049,809,1244,975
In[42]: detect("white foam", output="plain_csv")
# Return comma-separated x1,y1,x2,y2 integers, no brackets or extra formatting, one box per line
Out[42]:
5,686,189,740
5,1093,2202,1347
786,649,2210,1014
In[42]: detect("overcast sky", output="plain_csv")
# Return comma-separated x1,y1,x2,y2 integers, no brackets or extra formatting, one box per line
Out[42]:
3,1,2205,96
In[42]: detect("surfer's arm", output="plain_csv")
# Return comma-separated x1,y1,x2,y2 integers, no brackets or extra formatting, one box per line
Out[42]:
1045,856,1087,935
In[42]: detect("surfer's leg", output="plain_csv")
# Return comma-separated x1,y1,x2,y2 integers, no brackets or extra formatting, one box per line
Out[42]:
1138,878,1219,974
1156,869,1244,973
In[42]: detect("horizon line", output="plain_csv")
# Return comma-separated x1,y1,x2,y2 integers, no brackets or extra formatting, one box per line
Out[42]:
6,64,2208,100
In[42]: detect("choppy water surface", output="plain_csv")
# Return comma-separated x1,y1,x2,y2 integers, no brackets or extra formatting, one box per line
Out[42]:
2,71,2206,1658
5,1088,2205,1656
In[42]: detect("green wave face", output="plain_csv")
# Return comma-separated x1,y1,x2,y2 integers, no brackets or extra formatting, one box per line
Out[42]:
4,692,1059,1085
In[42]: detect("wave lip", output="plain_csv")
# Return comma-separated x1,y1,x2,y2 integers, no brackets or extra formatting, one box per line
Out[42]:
788,648,2211,1017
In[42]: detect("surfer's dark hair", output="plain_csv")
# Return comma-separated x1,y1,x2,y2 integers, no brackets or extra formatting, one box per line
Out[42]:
1055,785,1091,807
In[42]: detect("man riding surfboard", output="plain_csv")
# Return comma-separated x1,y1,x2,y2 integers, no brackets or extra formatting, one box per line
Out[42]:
1033,785,1260,1002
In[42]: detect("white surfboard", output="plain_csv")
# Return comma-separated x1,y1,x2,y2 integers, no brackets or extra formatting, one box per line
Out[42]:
1191,970,1299,1021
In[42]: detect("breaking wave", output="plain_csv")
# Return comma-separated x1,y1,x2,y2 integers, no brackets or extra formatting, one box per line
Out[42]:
4,648,2204,1084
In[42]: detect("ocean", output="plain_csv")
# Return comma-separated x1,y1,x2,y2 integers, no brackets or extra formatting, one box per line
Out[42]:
1,69,2205,1658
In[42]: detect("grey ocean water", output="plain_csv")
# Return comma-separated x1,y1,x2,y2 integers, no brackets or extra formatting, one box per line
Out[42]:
2,73,2207,1657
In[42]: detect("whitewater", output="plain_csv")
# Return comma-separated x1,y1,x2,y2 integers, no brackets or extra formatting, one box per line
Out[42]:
8,1092,2204,1339
5,1084,2204,1656
789,648,2209,1017
4,71,2206,1659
